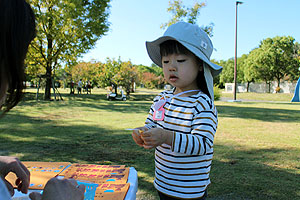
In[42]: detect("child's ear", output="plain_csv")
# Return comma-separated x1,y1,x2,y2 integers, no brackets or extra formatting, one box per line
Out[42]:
198,59,204,71
199,65,203,72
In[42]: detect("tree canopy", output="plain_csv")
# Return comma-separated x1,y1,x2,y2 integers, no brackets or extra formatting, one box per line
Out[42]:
161,0,214,36
26,0,111,99
245,36,299,91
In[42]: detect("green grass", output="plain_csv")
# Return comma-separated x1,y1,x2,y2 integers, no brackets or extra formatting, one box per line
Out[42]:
0,88,300,199
221,91,294,102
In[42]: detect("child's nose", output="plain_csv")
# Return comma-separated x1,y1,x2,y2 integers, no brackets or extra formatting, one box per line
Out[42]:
169,60,177,71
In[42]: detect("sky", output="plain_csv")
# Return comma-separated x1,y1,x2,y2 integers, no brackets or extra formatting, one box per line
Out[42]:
82,0,299,66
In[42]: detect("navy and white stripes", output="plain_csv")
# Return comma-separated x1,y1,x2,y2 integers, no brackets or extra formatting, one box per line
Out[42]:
145,90,218,199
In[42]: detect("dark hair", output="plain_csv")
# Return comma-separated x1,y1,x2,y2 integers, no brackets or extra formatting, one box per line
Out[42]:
0,0,36,113
160,40,210,98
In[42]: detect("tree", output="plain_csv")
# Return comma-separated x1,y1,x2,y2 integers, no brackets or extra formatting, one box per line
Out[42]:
243,50,261,92
237,54,250,91
113,61,138,95
68,61,102,87
246,36,299,92
98,58,121,93
161,0,214,36
219,59,235,85
26,0,111,100
264,36,298,89
136,64,165,89
290,42,300,81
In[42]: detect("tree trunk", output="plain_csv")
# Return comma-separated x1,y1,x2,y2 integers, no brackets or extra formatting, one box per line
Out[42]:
265,80,271,93
131,79,135,93
44,66,52,100
275,78,281,93
246,82,250,92
44,11,53,100
113,83,117,94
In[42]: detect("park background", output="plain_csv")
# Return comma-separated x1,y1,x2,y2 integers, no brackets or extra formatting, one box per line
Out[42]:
2,0,300,199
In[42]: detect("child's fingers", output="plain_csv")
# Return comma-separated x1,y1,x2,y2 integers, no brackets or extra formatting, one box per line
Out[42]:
132,131,143,140
138,129,144,133
143,144,154,149
139,127,148,132
131,132,141,142
141,131,151,137
141,130,153,141
141,135,154,146
131,133,144,146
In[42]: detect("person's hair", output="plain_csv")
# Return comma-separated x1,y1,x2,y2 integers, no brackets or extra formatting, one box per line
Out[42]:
0,0,36,113
160,40,210,98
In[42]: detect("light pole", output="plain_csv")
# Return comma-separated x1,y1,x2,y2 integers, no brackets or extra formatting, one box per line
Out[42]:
233,1,243,101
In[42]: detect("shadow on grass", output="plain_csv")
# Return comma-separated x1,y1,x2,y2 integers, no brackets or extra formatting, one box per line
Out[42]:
6,93,299,199
0,112,157,199
217,103,300,122
209,144,300,200
21,92,154,114
2,112,299,199
24,90,157,102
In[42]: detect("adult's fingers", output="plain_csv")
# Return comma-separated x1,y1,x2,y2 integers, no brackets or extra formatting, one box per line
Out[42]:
66,178,78,186
29,192,42,200
9,159,30,194
66,179,85,199
77,184,86,193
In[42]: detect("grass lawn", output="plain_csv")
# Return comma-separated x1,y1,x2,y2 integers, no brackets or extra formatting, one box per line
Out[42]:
0,88,299,199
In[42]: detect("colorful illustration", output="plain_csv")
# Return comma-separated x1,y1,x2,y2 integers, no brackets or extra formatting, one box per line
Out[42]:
60,164,129,184
8,162,130,200
60,164,130,200
94,183,130,200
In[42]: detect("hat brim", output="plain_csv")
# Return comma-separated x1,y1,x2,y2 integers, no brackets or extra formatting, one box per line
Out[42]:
146,36,222,77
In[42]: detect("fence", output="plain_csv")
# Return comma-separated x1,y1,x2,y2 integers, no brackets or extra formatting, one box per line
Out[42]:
225,81,297,93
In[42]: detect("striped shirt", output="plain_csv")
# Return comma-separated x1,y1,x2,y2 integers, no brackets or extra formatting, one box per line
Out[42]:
145,90,218,199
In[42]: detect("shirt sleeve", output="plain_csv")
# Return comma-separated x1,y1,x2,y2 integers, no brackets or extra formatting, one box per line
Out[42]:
171,102,218,155
0,178,12,200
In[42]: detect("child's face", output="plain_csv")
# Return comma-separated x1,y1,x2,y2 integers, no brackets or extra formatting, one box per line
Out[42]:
162,52,199,93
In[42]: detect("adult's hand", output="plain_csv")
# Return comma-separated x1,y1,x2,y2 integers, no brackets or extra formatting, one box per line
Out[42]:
0,156,30,196
29,178,85,200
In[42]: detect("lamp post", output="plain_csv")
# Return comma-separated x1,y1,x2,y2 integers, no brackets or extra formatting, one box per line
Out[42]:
233,1,243,101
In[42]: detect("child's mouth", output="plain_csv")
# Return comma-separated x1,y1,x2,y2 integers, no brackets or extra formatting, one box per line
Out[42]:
169,75,178,82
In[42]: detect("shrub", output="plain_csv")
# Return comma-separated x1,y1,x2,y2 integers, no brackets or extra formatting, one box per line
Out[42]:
275,87,281,93
214,86,221,101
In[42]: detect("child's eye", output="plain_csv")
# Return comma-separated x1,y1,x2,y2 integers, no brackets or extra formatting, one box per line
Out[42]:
163,60,169,64
177,59,186,63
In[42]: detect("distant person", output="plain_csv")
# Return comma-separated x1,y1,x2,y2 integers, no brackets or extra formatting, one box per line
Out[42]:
86,81,92,94
0,0,85,199
70,80,75,95
131,22,222,200
77,79,83,94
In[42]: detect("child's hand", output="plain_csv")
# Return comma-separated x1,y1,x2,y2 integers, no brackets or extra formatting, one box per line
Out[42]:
141,128,173,149
131,127,148,147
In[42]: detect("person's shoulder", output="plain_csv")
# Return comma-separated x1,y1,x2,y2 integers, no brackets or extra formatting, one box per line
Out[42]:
154,90,172,101
193,92,214,110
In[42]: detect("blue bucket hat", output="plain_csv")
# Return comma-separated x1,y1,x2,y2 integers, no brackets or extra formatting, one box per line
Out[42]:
146,22,223,99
